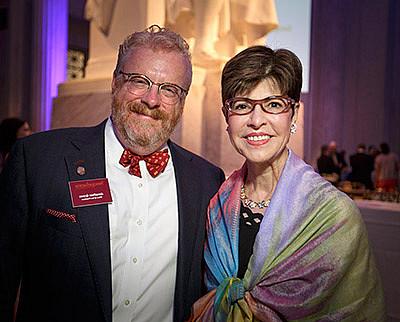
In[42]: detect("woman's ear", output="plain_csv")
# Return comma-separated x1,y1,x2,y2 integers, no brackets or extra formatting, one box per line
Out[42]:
291,101,301,123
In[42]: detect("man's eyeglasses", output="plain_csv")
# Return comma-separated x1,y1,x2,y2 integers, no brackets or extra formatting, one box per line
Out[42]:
119,71,189,104
223,96,296,116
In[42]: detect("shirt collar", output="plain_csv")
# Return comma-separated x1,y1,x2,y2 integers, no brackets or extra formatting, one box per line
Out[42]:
105,118,172,170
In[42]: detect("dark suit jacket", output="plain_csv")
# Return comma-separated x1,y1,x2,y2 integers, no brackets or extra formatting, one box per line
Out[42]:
317,155,337,175
0,120,225,322
349,152,374,189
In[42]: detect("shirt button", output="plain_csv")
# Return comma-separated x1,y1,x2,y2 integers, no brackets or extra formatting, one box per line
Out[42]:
136,219,143,226
138,183,143,188
132,257,138,263
124,299,130,306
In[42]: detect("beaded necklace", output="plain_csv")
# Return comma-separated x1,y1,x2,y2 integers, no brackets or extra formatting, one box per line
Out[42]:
240,185,271,209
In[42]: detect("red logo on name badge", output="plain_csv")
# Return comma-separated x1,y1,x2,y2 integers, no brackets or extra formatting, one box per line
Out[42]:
69,178,113,208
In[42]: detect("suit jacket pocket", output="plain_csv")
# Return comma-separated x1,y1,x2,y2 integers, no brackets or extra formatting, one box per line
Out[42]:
41,208,82,238
46,208,77,222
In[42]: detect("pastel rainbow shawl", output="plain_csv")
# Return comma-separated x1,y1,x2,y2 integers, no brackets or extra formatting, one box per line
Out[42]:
189,150,385,321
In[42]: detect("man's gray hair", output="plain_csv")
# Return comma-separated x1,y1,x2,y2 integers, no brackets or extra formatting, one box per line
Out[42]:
113,24,192,77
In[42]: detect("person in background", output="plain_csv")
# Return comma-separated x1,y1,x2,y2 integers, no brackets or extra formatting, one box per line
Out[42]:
327,140,347,179
317,144,339,183
189,45,384,321
0,25,225,322
349,143,374,190
368,144,380,160
375,142,399,192
338,149,350,180
368,145,380,186
0,117,32,173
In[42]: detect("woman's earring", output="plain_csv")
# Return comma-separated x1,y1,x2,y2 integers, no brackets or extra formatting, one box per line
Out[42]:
290,123,297,134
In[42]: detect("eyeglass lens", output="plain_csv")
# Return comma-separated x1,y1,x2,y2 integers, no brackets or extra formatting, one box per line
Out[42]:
229,97,292,115
123,74,183,103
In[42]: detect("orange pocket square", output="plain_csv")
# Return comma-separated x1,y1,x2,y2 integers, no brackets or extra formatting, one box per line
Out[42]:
45,208,77,223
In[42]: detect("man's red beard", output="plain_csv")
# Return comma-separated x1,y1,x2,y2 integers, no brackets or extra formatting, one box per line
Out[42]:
111,96,182,151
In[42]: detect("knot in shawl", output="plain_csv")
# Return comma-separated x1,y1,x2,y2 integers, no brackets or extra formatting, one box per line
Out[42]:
217,277,244,304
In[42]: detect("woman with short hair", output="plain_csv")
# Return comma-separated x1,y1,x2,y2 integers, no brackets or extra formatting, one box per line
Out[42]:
189,45,384,321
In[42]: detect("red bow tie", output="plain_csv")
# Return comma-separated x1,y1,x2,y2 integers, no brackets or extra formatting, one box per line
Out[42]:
119,149,170,178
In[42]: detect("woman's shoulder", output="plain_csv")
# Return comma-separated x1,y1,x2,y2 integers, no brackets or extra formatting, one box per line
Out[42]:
289,155,361,221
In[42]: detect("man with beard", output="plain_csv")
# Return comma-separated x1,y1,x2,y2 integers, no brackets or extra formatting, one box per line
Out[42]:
0,25,225,322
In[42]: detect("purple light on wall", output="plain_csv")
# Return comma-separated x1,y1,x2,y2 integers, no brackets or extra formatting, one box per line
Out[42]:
33,0,68,131
47,1,68,130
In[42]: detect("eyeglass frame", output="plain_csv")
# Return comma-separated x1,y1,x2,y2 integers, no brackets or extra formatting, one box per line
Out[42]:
222,95,297,117
118,71,189,102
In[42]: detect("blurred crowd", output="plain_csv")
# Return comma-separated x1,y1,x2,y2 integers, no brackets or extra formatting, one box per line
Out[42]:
317,140,400,192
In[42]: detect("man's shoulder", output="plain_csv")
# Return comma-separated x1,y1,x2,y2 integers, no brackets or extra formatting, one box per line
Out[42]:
169,141,223,172
360,153,373,161
22,121,106,145
350,153,364,162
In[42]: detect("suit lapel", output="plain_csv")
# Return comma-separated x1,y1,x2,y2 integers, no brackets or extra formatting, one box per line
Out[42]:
169,142,202,321
65,120,112,322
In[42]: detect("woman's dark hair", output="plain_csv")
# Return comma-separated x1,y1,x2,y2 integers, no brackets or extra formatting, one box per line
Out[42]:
0,118,26,154
379,142,390,154
221,45,302,105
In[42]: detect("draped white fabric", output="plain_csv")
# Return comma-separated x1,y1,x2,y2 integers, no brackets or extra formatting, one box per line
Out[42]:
356,200,400,322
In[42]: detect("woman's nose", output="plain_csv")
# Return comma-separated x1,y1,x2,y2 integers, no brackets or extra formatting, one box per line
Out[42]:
247,104,267,128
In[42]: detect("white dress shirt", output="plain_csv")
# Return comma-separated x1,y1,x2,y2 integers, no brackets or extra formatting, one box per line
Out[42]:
105,119,178,322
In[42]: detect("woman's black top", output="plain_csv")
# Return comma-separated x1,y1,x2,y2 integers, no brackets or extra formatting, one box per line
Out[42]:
237,202,264,279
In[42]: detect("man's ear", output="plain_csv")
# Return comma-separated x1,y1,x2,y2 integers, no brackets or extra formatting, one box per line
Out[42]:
111,76,117,94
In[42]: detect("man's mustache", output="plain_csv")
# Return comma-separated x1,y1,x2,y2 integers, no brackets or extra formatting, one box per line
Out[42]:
126,101,168,121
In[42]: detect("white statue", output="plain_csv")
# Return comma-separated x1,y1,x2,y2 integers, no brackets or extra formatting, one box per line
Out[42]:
166,0,279,67
85,0,278,68
85,0,116,35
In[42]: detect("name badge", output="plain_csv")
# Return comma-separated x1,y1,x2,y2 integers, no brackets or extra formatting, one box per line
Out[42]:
69,178,113,208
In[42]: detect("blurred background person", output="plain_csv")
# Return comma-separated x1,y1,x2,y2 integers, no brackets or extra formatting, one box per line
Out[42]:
368,144,380,160
368,144,380,186
317,144,339,184
375,142,399,192
349,143,374,190
0,117,32,173
338,148,350,180
327,140,348,180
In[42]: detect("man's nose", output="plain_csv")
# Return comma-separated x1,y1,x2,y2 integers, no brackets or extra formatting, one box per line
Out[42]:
140,85,161,109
